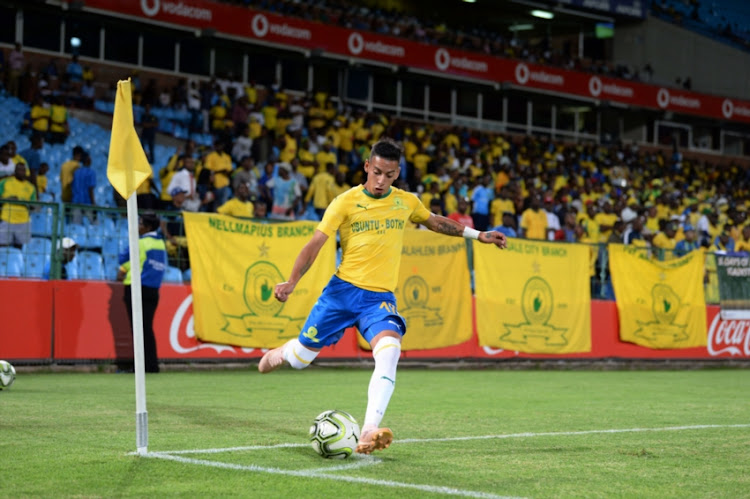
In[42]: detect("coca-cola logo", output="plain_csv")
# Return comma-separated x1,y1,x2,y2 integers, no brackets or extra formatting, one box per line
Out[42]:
707,314,750,357
169,294,256,355
482,346,505,355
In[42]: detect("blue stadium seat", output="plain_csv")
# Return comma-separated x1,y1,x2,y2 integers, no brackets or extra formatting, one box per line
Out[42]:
31,210,54,237
0,247,24,277
64,259,79,280
102,237,121,258
76,251,105,280
26,237,52,257
24,252,49,279
104,254,120,281
163,265,183,283
65,223,89,249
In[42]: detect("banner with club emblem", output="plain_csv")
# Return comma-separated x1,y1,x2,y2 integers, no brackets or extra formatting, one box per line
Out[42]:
609,244,707,349
474,239,591,353
357,229,473,351
184,213,336,348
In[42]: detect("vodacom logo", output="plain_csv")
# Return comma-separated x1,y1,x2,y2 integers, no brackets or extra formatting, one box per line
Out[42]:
515,63,529,85
589,76,602,97
434,48,450,71
657,88,670,108
141,0,160,17
169,294,250,355
348,32,364,55
251,13,269,37
722,99,734,119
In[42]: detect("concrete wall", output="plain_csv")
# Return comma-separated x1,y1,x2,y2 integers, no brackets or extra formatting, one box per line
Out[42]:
614,16,750,99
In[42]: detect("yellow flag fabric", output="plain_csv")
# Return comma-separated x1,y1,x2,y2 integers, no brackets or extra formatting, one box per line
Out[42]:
357,229,473,351
106,79,152,199
474,239,591,354
184,213,336,348
609,244,707,349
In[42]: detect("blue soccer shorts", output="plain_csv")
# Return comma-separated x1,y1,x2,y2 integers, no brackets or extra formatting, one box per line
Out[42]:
297,275,406,348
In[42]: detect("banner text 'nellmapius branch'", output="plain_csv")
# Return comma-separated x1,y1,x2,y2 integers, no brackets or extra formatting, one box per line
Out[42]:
184,214,335,348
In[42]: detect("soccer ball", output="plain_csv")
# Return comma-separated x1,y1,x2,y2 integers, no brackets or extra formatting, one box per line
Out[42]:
309,410,360,459
0,360,16,390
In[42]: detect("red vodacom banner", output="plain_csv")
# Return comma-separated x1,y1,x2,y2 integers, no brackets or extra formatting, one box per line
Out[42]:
82,0,750,123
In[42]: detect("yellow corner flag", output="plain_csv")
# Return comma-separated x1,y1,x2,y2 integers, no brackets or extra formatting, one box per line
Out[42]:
107,79,152,199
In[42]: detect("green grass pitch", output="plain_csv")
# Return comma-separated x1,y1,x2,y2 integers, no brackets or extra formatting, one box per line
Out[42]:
1,367,749,498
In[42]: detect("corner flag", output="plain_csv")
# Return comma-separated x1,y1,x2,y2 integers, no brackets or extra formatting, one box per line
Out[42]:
107,79,152,199
106,78,152,455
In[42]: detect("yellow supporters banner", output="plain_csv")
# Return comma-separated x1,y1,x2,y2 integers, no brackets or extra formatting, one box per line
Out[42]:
609,244,707,349
474,239,591,354
184,213,336,348
357,229,473,351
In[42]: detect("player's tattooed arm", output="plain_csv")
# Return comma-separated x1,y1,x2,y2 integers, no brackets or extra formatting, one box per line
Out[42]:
435,220,463,236
424,214,464,236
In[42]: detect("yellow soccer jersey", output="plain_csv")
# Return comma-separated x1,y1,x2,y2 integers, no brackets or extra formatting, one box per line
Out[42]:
318,186,431,292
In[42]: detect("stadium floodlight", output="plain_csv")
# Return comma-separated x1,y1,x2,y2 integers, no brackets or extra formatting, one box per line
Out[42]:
530,9,554,19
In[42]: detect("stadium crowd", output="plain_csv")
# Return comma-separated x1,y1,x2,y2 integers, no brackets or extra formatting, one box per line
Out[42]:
1,17,749,290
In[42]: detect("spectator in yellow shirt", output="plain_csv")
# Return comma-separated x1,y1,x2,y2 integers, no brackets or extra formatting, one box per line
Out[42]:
0,163,37,247
651,222,678,261
36,162,50,198
735,224,750,253
48,96,70,144
30,95,50,138
60,145,85,203
305,163,336,219
217,182,254,218
329,171,350,198
520,195,548,240
203,139,234,206
315,142,337,174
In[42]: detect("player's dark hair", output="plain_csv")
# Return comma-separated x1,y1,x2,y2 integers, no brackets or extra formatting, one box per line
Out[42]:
370,138,403,162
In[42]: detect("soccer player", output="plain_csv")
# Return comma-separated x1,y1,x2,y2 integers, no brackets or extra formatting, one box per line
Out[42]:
258,138,506,454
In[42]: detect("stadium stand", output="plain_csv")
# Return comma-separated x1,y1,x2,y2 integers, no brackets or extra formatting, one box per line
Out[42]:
1,0,749,302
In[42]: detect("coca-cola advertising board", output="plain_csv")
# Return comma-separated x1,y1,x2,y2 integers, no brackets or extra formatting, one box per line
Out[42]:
0,280,747,362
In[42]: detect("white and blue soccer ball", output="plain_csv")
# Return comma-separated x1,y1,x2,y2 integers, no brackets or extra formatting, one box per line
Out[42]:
0,360,16,390
309,409,360,459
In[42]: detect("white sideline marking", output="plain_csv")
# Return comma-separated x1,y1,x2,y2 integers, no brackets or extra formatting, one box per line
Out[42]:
141,424,750,499
145,452,517,499
153,423,750,455
397,423,750,444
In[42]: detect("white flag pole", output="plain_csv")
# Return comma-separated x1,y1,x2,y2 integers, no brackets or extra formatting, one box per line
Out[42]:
127,192,148,455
